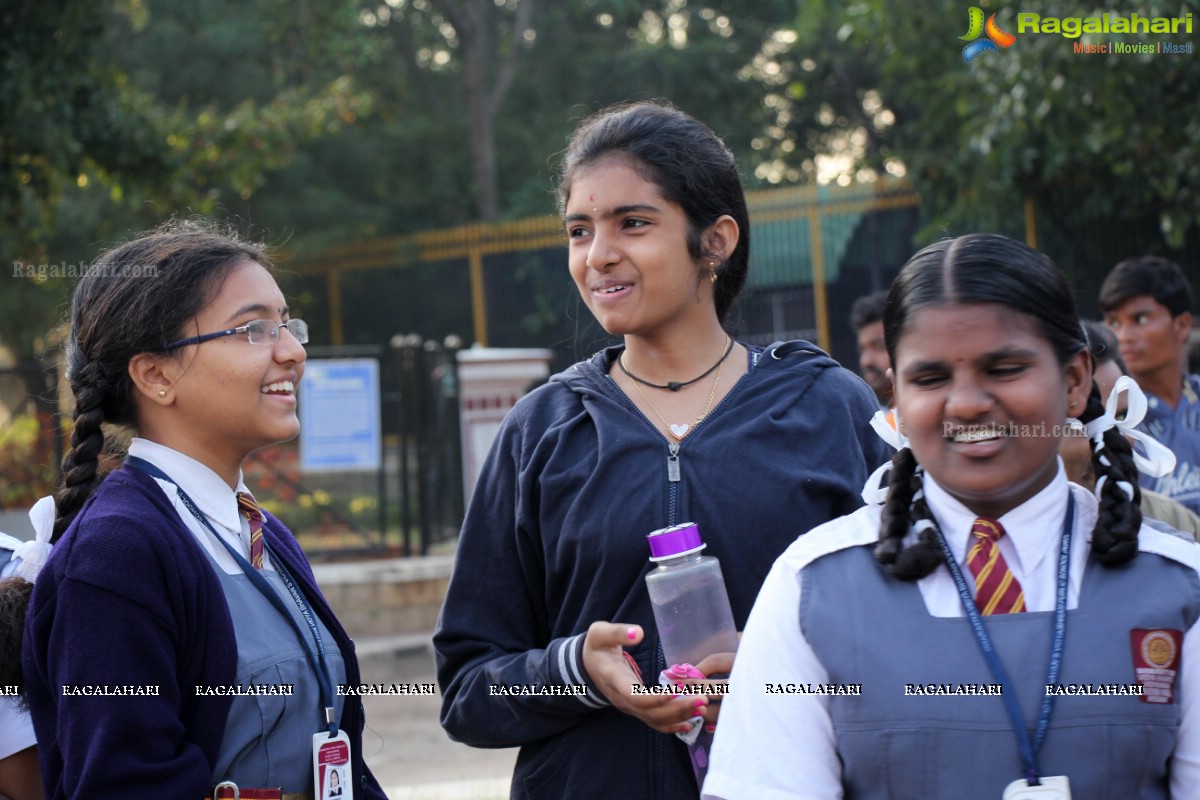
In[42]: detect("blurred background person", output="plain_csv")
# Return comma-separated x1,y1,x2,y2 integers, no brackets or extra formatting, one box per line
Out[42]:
850,289,893,412
1101,256,1200,516
1060,320,1200,539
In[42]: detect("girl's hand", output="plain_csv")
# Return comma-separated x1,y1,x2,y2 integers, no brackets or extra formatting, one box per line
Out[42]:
692,650,736,731
581,621,709,735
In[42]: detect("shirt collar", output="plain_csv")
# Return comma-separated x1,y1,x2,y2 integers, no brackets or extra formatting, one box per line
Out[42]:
922,460,1069,574
128,438,248,534
1184,375,1199,406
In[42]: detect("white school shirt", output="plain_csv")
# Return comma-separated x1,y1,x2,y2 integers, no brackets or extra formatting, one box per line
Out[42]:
129,438,273,575
702,464,1200,800
0,699,35,760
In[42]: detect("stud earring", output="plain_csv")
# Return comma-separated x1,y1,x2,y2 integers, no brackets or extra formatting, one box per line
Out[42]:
158,390,167,398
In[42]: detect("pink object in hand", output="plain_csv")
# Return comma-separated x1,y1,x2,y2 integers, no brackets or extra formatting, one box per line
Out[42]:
661,662,706,691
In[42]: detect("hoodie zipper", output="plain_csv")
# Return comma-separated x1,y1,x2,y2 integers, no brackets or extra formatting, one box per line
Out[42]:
605,345,762,525
601,345,767,797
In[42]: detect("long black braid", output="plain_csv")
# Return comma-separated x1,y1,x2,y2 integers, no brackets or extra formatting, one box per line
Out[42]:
875,449,943,579
1077,384,1142,565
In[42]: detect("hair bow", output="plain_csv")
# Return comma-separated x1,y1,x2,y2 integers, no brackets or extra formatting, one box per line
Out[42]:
861,409,905,505
12,495,55,582
1084,375,1176,479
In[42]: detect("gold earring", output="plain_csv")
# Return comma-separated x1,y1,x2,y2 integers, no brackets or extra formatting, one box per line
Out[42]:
158,390,167,398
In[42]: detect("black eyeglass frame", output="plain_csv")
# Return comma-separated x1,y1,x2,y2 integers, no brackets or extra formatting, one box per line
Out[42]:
165,319,309,350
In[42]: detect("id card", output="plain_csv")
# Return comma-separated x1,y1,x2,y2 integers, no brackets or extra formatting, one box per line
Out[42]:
313,729,354,800
1001,775,1071,800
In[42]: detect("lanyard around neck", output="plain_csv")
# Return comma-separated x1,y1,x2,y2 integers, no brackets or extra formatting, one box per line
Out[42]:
126,457,339,736
931,493,1074,787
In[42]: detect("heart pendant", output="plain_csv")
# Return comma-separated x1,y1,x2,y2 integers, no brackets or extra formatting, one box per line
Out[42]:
668,423,690,439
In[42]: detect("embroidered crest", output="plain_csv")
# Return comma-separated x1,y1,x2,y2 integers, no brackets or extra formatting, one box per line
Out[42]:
1130,628,1182,704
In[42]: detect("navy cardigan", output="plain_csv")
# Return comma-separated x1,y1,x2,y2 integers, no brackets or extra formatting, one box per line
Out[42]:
22,465,386,800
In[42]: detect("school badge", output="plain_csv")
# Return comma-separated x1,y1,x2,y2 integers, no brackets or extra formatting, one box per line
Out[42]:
1130,629,1182,704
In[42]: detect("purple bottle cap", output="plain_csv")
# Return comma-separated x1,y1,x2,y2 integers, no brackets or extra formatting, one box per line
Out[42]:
647,522,706,562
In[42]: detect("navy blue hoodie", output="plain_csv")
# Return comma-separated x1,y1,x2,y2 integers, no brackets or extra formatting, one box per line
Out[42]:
435,341,892,799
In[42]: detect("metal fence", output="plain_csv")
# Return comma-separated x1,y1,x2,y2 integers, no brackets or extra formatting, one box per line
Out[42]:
286,177,921,372
240,340,466,559
0,345,465,559
0,177,921,556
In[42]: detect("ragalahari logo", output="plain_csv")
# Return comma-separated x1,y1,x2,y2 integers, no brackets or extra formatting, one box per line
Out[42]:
961,7,1016,62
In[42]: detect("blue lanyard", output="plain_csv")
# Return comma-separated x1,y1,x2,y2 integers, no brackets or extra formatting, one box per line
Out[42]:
931,493,1074,786
127,457,339,735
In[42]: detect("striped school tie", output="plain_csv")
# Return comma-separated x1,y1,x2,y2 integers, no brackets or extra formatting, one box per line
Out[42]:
236,491,265,569
967,517,1025,615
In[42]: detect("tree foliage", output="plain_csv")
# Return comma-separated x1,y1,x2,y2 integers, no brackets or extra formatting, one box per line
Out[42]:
1,0,1195,361
756,0,1200,295
1,0,369,357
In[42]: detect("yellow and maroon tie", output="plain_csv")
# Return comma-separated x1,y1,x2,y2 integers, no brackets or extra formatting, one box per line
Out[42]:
967,517,1025,615
236,491,265,569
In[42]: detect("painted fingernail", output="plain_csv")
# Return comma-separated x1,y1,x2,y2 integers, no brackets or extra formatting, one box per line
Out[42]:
692,699,706,709
677,724,693,734
626,627,639,641
705,723,716,733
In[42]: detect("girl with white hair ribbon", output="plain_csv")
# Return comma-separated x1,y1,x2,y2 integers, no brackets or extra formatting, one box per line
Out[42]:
705,233,1200,800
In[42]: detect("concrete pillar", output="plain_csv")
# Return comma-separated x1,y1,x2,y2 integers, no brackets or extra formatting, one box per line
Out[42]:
456,347,553,502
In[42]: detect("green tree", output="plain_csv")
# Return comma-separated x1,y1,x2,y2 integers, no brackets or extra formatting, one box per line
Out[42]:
754,0,1199,295
0,0,370,360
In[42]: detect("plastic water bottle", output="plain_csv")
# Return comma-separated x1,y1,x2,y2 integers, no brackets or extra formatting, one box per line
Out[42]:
646,522,740,668
644,522,739,788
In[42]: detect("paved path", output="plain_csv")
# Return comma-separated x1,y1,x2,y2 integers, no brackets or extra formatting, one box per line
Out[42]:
358,646,517,799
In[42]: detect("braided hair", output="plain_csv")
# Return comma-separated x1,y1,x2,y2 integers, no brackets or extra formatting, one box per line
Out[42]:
874,233,1141,579
52,219,272,542
0,576,33,702
1077,384,1143,565
557,101,750,325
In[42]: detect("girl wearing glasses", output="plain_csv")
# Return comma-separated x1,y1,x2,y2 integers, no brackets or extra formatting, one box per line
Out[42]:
21,220,386,800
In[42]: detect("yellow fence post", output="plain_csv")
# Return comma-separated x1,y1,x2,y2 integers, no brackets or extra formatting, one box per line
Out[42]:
808,205,830,353
1025,195,1038,249
327,268,344,346
469,248,488,347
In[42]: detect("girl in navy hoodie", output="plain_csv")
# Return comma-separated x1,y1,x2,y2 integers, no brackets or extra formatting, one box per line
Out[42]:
435,101,890,798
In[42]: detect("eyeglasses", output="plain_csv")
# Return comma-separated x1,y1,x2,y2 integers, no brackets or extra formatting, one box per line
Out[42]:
166,319,309,350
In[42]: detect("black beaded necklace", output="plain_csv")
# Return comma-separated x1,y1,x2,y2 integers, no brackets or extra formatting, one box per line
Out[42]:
617,336,735,392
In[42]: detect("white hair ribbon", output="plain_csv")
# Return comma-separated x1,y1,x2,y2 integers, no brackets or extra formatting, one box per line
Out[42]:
1084,374,1176,479
12,495,55,582
861,409,905,505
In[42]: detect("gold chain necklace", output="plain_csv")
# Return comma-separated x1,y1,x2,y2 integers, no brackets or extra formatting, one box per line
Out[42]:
625,349,727,441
